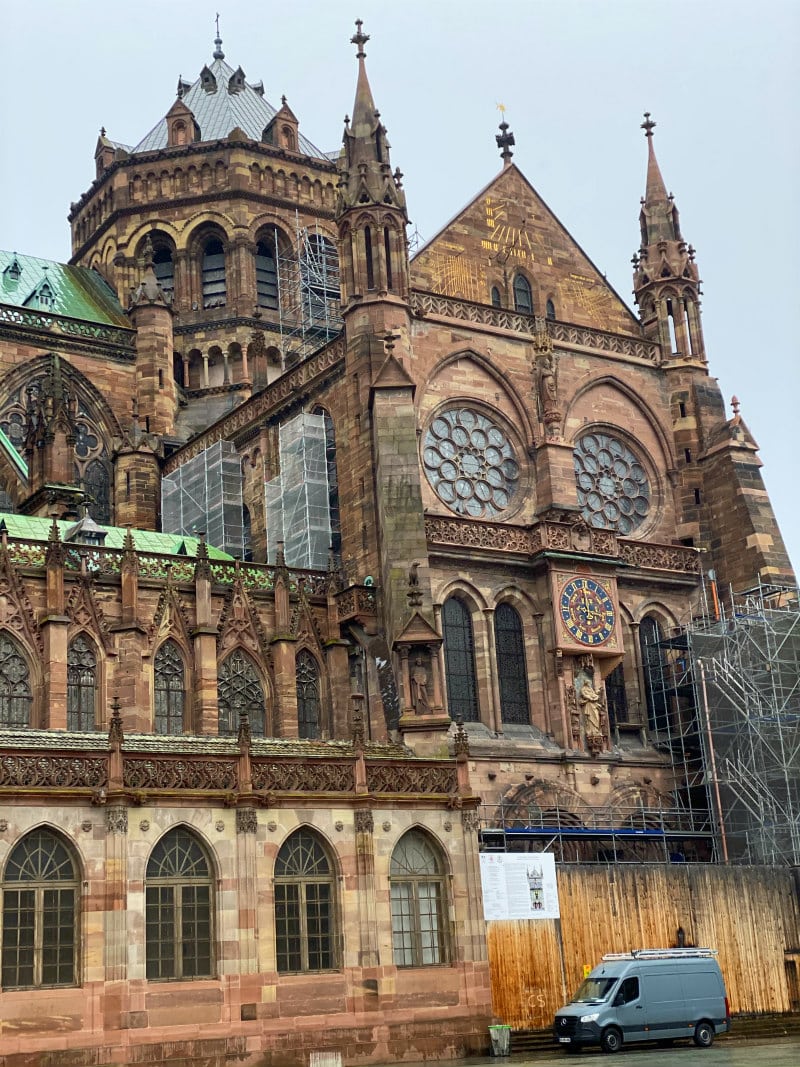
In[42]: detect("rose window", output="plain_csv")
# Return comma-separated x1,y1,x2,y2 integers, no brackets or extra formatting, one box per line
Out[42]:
574,432,650,535
423,408,520,518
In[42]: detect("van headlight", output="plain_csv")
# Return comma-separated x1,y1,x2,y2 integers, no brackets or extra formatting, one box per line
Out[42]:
579,1012,600,1023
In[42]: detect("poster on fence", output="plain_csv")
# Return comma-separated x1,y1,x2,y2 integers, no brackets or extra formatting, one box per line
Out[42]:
479,852,560,920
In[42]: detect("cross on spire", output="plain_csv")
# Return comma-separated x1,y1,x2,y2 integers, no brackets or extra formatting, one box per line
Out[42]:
213,12,224,59
641,112,656,138
351,18,369,59
496,119,515,165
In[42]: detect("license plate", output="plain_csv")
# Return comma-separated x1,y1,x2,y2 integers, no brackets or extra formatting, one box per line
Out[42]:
559,1037,571,1044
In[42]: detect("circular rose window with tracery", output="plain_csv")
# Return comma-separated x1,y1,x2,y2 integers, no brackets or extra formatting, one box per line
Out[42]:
423,408,520,518
574,431,650,535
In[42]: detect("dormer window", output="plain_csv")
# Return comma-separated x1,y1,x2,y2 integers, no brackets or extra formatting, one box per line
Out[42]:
23,279,56,311
281,125,295,151
228,67,246,94
200,65,217,93
3,258,22,283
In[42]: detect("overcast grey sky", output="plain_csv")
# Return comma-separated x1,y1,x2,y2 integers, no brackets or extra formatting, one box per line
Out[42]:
3,0,798,579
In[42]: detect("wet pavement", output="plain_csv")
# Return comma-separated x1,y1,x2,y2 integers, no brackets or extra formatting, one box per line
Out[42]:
405,1037,800,1067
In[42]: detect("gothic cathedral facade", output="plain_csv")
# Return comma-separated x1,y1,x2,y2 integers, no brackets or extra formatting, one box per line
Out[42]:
0,21,794,1067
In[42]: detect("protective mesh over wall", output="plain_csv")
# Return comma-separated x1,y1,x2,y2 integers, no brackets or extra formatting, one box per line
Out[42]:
265,412,330,570
161,440,244,557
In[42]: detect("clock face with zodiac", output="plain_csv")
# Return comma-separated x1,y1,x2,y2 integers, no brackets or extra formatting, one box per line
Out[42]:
559,577,616,646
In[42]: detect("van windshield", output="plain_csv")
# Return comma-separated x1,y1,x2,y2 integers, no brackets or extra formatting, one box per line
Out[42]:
571,977,618,1004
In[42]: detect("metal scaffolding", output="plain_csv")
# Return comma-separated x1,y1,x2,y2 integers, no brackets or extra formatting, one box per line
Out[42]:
687,583,800,865
265,411,331,570
276,218,342,366
161,440,244,558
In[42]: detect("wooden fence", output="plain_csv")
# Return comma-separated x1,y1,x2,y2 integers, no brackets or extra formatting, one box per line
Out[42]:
487,864,800,1029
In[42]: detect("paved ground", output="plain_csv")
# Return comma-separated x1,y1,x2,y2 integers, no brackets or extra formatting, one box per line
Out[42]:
414,1037,800,1067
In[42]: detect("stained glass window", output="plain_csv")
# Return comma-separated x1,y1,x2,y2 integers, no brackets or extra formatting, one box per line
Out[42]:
574,432,651,536
442,597,479,722
274,829,336,973
0,633,32,728
296,650,321,740
423,408,521,519
145,828,213,981
1,829,78,989
390,831,448,967
217,650,266,736
67,633,97,731
154,640,185,735
494,604,530,725
84,459,110,524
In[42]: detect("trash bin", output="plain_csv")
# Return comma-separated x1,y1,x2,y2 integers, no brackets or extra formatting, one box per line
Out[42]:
488,1024,511,1057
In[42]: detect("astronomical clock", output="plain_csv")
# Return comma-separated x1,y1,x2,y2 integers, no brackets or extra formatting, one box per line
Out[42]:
551,570,622,655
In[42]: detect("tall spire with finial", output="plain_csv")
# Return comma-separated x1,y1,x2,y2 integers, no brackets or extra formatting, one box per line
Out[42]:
213,12,224,60
632,112,705,361
337,18,409,301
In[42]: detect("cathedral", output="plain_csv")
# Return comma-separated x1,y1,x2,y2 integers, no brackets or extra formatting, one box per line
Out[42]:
0,18,795,1067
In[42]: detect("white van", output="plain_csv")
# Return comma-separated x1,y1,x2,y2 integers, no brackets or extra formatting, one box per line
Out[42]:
553,948,730,1053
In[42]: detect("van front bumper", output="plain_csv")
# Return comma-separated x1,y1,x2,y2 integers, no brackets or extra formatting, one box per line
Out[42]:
553,1017,602,1046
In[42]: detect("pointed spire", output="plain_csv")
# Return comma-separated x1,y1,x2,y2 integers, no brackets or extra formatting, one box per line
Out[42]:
213,12,224,59
338,20,406,215
641,112,669,203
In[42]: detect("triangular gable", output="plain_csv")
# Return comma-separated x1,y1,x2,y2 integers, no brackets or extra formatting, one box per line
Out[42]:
371,353,416,392
411,164,640,335
394,611,442,648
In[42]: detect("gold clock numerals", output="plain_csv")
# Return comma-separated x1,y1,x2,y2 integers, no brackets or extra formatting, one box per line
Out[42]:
559,576,616,646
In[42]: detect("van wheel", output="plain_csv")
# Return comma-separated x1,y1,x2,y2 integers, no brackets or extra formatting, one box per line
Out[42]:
694,1021,715,1047
601,1026,623,1053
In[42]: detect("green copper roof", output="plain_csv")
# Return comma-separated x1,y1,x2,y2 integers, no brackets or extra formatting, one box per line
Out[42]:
0,251,128,327
0,513,233,559
0,428,27,479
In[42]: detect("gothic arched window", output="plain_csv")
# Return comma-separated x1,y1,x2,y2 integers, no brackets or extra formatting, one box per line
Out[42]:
217,650,266,737
67,633,97,731
0,633,32,728
513,273,533,315
639,616,669,734
153,246,174,299
84,459,110,524
390,830,448,967
296,650,321,740
1,829,79,989
274,829,337,973
494,603,530,725
546,298,556,321
605,662,628,731
491,286,502,308
301,234,339,324
201,238,226,308
255,239,278,309
442,597,479,722
313,406,341,556
145,827,214,981
154,640,185,735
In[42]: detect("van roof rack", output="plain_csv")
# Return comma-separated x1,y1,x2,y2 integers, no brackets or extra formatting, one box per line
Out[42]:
602,948,718,961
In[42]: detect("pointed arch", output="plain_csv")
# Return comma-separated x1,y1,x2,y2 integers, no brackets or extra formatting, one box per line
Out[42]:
390,828,450,967
0,630,33,727
512,272,534,315
2,826,80,988
145,826,214,980
217,648,267,736
274,826,338,973
67,631,98,731
442,595,479,723
295,648,322,739
154,638,186,735
494,602,530,725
